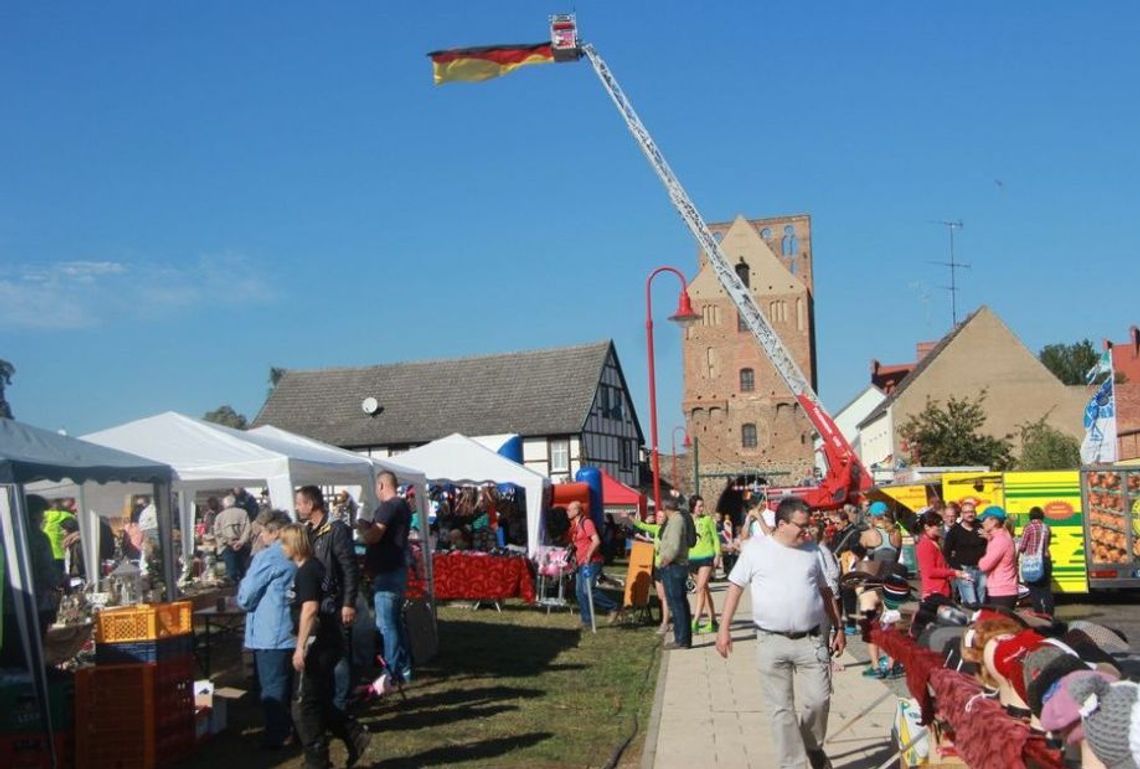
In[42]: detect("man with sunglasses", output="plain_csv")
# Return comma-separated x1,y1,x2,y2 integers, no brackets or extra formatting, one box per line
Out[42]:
716,496,844,769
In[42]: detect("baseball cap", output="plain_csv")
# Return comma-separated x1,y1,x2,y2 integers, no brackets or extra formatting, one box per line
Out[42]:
868,501,889,517
977,505,1007,522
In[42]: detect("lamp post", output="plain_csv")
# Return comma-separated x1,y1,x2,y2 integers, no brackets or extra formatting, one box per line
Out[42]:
671,426,691,490
646,266,701,516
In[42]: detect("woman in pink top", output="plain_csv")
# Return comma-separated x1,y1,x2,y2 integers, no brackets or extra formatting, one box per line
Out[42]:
976,506,1018,608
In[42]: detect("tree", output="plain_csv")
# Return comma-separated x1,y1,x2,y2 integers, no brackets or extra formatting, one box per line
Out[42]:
1039,340,1100,385
0,358,13,419
203,405,248,429
898,391,1015,470
1016,415,1080,471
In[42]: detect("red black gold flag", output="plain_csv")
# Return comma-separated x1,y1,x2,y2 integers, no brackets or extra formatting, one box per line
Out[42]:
427,43,554,85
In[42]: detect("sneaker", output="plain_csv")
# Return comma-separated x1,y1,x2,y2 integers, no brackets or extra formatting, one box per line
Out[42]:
662,639,691,651
607,609,625,626
844,624,858,637
861,666,883,678
889,663,906,679
697,621,716,635
691,618,701,633
655,623,671,636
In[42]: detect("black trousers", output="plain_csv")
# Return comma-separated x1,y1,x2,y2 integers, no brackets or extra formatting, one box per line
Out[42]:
293,638,357,768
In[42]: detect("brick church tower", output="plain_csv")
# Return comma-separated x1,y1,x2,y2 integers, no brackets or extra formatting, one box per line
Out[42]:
681,213,817,485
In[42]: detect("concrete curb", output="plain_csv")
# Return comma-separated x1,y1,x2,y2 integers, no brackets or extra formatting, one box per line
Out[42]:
639,640,670,769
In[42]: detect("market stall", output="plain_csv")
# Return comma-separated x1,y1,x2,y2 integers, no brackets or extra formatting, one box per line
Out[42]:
599,469,646,520
1,417,173,766
396,433,550,556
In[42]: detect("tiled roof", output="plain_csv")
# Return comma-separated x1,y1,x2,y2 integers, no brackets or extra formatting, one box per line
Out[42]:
252,341,617,448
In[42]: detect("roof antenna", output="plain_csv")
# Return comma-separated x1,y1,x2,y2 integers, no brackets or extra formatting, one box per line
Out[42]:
928,220,969,326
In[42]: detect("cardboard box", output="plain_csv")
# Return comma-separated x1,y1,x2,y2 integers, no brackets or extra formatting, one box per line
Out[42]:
192,681,244,735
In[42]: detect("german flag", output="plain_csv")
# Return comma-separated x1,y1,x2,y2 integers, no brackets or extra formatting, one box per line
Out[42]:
427,43,554,85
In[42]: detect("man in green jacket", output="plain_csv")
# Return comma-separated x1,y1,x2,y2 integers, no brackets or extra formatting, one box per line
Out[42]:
42,499,75,576
657,500,693,650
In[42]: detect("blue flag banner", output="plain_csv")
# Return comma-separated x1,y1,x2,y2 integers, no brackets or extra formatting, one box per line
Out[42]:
1080,377,1117,464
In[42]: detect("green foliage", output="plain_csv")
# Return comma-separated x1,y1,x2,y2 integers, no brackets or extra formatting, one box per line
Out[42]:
1039,339,1100,385
1016,415,1080,470
898,391,1015,470
203,405,248,429
0,358,14,419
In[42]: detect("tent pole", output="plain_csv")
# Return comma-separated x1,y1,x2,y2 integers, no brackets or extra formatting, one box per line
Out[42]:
1,486,58,769
154,482,177,601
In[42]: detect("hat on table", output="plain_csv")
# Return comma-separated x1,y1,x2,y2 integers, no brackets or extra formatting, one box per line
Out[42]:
1070,621,1130,655
1063,676,1140,769
991,629,1046,702
1040,669,1120,743
1027,651,1093,718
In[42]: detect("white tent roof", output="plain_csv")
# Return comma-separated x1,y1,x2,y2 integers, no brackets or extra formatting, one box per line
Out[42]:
248,424,426,490
395,433,549,555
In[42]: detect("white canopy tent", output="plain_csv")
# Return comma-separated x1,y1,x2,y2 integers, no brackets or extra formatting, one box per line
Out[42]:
82,413,434,586
395,433,550,555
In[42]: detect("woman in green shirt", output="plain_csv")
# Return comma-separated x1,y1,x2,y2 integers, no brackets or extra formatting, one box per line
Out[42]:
632,508,670,635
688,495,720,634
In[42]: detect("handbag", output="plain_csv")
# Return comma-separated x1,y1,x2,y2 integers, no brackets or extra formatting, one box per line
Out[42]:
1019,525,1045,583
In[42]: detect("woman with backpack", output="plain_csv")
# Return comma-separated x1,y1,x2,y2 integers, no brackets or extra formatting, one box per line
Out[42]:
1018,506,1053,615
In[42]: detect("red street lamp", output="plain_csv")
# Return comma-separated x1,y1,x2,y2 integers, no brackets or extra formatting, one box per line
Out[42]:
646,266,701,516
671,426,691,490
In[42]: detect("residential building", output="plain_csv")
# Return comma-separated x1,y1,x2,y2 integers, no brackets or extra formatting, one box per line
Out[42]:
252,341,645,487
856,306,1087,471
681,213,817,484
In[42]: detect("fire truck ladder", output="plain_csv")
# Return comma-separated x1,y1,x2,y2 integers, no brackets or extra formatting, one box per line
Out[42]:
580,43,869,507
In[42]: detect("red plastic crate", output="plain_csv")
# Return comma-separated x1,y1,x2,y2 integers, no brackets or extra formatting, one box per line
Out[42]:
75,665,156,769
0,731,74,769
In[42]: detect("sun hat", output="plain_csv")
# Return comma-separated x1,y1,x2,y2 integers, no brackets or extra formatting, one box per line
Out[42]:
1064,676,1140,769
868,501,889,517
977,505,1007,522
1070,621,1131,655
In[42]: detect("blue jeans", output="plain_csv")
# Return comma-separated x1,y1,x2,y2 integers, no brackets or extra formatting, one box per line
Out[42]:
372,570,411,682
575,562,617,627
254,648,294,746
953,566,986,607
660,564,692,647
221,546,249,581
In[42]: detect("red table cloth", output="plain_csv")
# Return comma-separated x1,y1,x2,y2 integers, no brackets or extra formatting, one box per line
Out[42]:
407,552,536,603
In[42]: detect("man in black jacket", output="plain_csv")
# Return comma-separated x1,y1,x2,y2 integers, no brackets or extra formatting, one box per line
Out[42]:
296,486,360,713
941,501,987,607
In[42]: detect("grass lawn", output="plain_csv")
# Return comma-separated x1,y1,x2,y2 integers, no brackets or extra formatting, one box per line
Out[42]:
183,591,662,769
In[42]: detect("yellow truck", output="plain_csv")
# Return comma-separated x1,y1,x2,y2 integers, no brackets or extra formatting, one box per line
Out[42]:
878,468,1140,593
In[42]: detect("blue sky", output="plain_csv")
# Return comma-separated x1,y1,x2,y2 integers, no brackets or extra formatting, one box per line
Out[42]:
2,2,1138,439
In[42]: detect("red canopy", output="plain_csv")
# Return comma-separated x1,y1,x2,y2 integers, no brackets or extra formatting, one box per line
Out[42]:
600,470,647,520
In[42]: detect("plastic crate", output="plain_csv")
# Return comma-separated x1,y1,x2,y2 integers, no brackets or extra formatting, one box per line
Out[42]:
0,670,74,733
154,657,195,732
95,634,194,665
94,602,193,644
0,731,75,769
75,665,156,769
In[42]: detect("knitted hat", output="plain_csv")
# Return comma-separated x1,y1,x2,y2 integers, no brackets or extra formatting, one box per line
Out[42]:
1040,669,1119,738
991,629,1046,702
1028,651,1093,717
1070,621,1131,655
1065,676,1140,769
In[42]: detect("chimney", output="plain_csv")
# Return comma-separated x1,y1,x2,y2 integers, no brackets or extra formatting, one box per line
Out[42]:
916,341,938,361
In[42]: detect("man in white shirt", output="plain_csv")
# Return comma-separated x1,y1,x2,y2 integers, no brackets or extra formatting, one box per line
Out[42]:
716,497,844,769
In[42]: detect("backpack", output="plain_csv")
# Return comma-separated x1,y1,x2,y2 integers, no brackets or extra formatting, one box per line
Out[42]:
681,512,697,549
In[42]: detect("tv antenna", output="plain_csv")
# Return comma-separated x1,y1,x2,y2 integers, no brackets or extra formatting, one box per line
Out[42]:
928,220,969,326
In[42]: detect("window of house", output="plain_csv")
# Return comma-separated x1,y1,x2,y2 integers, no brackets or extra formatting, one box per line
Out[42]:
741,423,758,449
781,224,799,256
734,258,750,287
550,439,570,473
620,439,634,471
609,386,624,420
740,368,755,392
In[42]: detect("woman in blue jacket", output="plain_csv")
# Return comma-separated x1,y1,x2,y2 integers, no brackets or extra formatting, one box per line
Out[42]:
237,513,298,749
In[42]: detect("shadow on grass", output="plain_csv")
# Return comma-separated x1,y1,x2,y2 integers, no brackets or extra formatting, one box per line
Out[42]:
387,685,544,712
422,618,581,680
370,702,522,732
368,732,554,768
